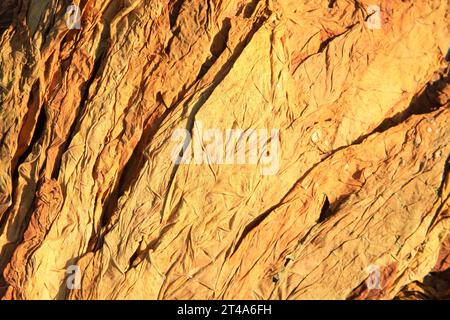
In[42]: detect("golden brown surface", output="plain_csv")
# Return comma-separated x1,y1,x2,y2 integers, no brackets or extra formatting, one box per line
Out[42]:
0,0,449,300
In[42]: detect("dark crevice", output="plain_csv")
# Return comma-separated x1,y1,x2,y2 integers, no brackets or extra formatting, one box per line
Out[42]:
156,91,168,109
196,18,231,81
126,203,184,269
13,106,47,182
292,23,358,74
124,197,187,270
51,0,114,179
318,24,356,54
237,0,260,19
426,193,450,237
329,193,352,214
318,36,336,54
229,157,335,257
272,274,279,283
128,239,144,268
393,268,450,300
41,4,57,46
0,0,17,37
164,26,180,55
229,144,342,257
231,206,274,257
51,50,106,179
317,195,331,223
96,106,172,233
437,154,450,198
169,0,184,30
284,257,291,267
90,96,175,252
353,68,449,145
11,82,41,173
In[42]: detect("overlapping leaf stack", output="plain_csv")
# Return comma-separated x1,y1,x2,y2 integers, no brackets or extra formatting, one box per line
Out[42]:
0,0,448,299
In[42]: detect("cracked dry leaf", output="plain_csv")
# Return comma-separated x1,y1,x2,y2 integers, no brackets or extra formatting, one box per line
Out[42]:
0,0,449,300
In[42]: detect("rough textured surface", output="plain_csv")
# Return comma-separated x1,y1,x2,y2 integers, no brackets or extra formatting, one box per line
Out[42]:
0,0,449,300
